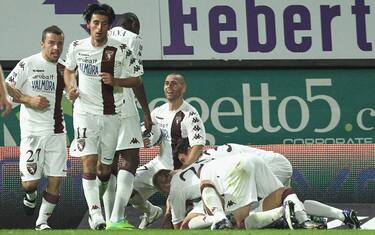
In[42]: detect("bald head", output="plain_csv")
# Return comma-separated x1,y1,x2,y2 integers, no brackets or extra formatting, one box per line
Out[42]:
164,73,186,102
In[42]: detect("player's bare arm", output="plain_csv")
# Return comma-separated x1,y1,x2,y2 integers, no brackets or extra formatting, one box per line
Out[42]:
5,83,22,102
7,84,49,110
99,72,142,88
182,145,204,168
161,198,174,229
133,82,152,133
63,68,79,102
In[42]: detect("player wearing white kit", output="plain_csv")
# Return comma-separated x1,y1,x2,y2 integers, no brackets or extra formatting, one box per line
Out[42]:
5,26,67,230
129,73,206,229
64,3,143,230
197,153,319,230
153,140,293,229
103,13,152,229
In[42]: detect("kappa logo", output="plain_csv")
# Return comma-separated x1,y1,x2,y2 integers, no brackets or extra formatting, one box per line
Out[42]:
129,58,136,65
73,40,79,47
227,200,236,208
193,133,203,140
189,111,197,117
130,138,140,144
19,61,25,70
192,117,200,123
133,65,141,73
126,49,132,58
77,138,86,152
119,44,127,52
193,125,201,131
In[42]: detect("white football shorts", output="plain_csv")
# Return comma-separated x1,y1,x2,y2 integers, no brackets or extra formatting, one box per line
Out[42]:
116,115,144,151
20,134,67,181
200,154,284,213
70,112,121,165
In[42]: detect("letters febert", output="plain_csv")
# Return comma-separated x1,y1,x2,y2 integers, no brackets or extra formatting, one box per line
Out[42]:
163,0,373,55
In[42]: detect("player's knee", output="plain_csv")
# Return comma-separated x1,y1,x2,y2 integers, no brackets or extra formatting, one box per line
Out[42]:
82,155,98,173
22,180,38,192
118,152,139,174
281,187,295,202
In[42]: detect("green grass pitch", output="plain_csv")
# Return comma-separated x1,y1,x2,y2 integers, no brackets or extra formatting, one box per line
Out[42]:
0,229,373,235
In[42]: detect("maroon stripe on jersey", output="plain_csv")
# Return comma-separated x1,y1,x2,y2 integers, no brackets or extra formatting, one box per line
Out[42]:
171,111,185,169
53,63,65,133
101,46,117,114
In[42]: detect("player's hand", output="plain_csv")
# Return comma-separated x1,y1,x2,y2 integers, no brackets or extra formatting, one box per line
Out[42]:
68,86,79,102
100,72,117,86
0,95,12,117
7,87,22,102
143,137,151,148
29,95,49,110
143,114,152,134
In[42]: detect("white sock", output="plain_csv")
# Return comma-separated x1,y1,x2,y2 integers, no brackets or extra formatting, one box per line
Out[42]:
284,194,308,223
82,178,102,216
188,215,215,229
304,200,345,221
103,174,117,221
36,198,56,226
245,207,284,229
201,187,226,222
130,193,153,215
110,170,134,222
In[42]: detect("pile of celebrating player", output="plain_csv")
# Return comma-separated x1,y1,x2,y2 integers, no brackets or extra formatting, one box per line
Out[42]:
2,3,361,231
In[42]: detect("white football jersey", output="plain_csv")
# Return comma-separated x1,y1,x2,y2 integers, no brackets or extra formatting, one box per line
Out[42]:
6,53,66,137
108,27,143,118
65,37,143,115
152,101,206,169
169,157,214,224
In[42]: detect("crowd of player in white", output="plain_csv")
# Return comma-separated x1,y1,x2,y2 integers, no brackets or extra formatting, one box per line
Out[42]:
152,141,361,230
3,2,361,231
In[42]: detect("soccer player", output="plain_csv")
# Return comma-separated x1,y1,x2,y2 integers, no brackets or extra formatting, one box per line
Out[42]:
5,25,67,230
153,140,294,229
130,73,206,229
0,64,12,116
199,153,315,230
101,12,152,229
64,3,143,230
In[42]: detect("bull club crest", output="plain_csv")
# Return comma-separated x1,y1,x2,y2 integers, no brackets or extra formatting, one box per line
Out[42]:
175,116,182,124
77,138,86,152
26,163,37,175
104,50,114,62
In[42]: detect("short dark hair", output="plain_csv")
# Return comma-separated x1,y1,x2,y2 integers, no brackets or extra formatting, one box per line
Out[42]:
119,12,140,34
83,3,115,25
152,169,171,190
173,138,190,160
42,25,64,42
